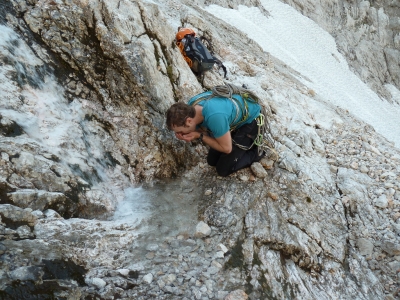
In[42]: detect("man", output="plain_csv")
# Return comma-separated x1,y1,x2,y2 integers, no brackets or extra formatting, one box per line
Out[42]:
166,87,264,177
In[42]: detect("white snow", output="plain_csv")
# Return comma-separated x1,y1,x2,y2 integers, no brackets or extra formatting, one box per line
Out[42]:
206,0,400,147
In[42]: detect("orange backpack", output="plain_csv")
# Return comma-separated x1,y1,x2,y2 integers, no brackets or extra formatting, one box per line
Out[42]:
175,28,227,79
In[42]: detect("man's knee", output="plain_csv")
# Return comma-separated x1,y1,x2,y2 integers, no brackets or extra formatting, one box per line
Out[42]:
207,156,218,167
216,165,232,177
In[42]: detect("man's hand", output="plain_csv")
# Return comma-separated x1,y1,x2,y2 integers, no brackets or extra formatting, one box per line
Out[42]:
176,130,232,154
175,131,200,142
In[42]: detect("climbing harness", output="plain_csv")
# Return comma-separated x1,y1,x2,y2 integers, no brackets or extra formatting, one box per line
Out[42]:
190,83,277,157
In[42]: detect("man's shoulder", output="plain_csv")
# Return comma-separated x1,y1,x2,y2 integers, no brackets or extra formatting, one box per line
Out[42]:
188,91,213,105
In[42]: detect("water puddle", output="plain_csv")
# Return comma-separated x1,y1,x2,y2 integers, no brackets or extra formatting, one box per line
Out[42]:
111,178,199,239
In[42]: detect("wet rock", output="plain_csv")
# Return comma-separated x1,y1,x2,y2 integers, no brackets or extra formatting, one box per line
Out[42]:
9,266,43,282
0,115,24,137
8,189,68,211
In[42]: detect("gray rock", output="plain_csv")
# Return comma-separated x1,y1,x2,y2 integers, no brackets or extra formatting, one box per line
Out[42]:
218,244,228,253
360,165,369,173
9,266,43,282
250,162,268,178
43,209,61,218
388,261,400,273
16,225,32,239
2,0,399,299
117,269,130,277
260,158,275,170
195,221,211,238
356,238,374,256
88,278,107,289
374,195,388,208
0,204,37,226
382,241,400,256
143,273,153,284
224,289,248,300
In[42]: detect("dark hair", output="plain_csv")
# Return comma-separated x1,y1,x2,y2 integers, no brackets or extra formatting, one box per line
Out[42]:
166,102,195,130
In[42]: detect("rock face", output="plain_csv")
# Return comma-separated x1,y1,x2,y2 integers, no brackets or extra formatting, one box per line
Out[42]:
0,0,400,299
280,0,400,102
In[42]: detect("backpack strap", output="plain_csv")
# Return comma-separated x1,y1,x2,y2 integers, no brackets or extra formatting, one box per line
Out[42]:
200,36,227,78
176,39,193,68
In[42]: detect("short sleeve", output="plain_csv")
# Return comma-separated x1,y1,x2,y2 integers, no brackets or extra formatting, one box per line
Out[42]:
206,113,230,138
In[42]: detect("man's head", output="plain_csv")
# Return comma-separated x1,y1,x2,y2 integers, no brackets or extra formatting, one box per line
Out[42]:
166,102,196,134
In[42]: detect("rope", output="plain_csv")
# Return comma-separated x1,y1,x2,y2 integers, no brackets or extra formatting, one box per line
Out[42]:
192,82,277,157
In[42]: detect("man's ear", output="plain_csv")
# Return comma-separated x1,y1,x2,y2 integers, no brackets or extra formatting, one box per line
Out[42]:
185,117,194,127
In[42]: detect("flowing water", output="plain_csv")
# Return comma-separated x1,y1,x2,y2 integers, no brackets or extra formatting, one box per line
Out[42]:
0,13,202,299
112,179,198,237
112,178,200,261
0,21,199,243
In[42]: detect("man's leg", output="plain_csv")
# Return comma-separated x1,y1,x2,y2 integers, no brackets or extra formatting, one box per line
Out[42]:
215,120,260,177
207,148,222,166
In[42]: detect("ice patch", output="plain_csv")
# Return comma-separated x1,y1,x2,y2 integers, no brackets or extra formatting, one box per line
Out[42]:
206,1,400,147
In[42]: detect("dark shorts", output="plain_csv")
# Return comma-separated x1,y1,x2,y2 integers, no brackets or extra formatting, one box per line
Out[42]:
207,119,260,177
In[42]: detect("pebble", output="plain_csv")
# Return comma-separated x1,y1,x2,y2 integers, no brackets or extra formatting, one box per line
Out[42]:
350,161,359,169
224,289,248,300
388,261,400,273
342,196,350,205
382,241,400,256
239,175,249,182
205,189,213,196
146,252,155,259
31,210,44,218
267,192,278,201
250,162,268,178
143,273,153,284
195,221,211,238
90,278,106,289
43,209,61,218
374,195,388,208
218,243,228,253
117,269,130,277
146,244,159,251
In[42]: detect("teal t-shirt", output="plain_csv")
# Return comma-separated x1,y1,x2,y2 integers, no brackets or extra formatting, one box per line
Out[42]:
188,91,261,138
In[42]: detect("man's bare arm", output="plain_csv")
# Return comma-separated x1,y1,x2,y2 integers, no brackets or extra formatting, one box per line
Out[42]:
179,131,232,154
202,131,232,154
